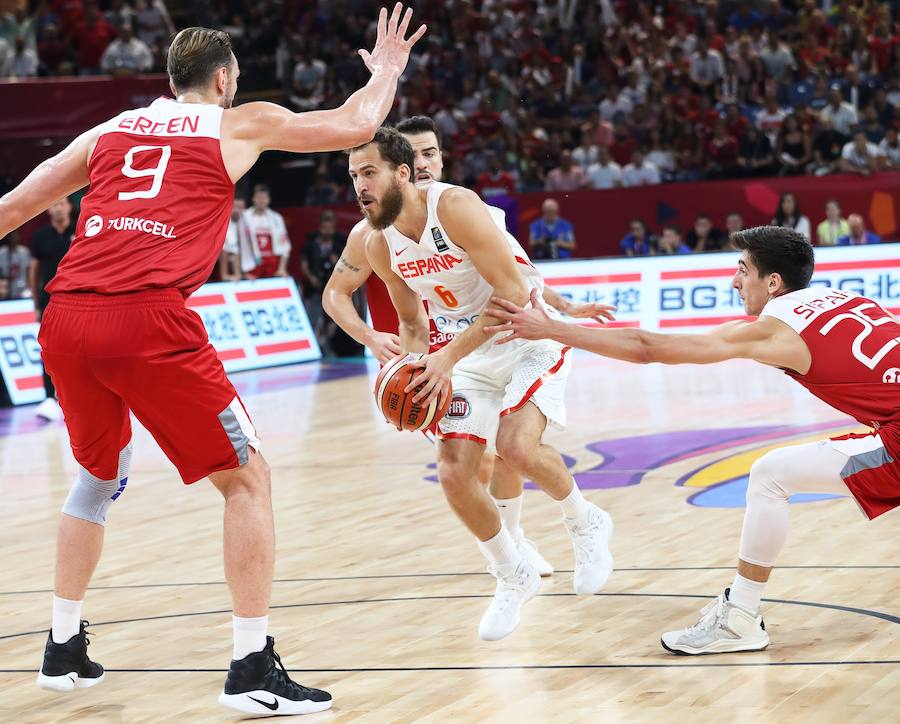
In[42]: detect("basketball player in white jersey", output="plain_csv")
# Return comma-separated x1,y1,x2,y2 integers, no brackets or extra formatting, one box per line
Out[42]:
348,128,615,641
487,227,900,655
0,6,425,715
325,116,614,578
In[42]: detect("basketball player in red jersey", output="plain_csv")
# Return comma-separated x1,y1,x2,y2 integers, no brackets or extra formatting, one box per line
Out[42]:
0,5,425,714
325,115,614,578
487,226,900,654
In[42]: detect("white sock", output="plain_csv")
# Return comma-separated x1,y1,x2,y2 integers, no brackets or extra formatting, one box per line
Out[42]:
232,615,268,660
492,494,523,535
558,480,590,522
51,595,83,644
477,526,522,567
729,573,766,613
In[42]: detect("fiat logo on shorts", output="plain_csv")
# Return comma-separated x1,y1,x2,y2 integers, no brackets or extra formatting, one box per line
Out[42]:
84,215,104,237
447,394,470,419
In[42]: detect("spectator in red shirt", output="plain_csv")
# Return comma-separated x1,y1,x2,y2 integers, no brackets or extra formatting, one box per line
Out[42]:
37,22,71,75
476,153,517,199
869,22,898,74
72,2,116,74
471,97,501,140
723,103,749,140
706,119,740,178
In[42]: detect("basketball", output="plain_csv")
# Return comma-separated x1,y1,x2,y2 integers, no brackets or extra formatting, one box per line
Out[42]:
374,353,452,431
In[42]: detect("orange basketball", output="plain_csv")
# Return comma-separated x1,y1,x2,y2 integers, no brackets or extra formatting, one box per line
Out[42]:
374,353,453,431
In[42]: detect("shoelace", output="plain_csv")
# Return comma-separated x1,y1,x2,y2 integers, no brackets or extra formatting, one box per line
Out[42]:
570,518,602,565
490,567,530,614
270,646,316,695
80,620,94,648
685,596,727,635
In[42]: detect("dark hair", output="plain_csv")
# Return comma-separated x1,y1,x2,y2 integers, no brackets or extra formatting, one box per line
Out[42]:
773,192,800,226
253,184,269,195
167,27,234,91
352,127,415,179
395,115,443,150
662,224,680,234
731,226,815,292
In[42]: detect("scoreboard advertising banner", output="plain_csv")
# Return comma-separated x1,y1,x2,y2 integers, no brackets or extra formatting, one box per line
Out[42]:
0,278,320,406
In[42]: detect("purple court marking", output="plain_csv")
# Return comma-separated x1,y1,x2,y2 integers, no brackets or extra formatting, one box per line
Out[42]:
0,360,369,438
424,453,577,486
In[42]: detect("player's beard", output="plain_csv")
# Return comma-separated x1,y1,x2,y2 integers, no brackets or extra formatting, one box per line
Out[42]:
362,178,404,230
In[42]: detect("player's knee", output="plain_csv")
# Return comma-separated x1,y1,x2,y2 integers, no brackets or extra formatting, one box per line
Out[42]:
494,434,532,470
748,451,788,503
62,466,125,526
437,460,477,500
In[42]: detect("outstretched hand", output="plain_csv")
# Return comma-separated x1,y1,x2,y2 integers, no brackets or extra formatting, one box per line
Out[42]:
566,300,617,324
358,3,427,76
485,288,559,344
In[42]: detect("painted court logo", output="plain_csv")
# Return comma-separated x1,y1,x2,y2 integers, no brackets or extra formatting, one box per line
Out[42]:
84,215,104,237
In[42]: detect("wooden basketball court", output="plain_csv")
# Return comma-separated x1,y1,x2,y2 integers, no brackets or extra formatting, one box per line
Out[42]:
2,353,898,722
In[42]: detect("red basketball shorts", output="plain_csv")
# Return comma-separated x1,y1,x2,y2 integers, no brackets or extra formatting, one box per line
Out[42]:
39,289,259,484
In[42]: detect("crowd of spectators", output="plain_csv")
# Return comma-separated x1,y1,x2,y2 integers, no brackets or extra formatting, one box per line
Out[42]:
617,192,882,255
0,0,173,77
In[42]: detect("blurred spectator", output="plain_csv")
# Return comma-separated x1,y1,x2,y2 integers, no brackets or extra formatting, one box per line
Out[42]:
685,214,723,252
775,116,812,176
810,116,848,176
104,0,136,32
842,64,875,111
133,0,174,48
838,214,881,245
841,130,883,176
7,35,37,77
620,219,653,257
737,125,775,177
586,145,622,190
657,225,692,255
101,24,152,76
302,210,346,352
220,196,250,280
689,38,724,95
0,33,9,76
771,192,811,240
529,199,576,260
29,197,75,420
571,135,598,169
759,33,794,85
290,47,326,111
544,150,587,192
73,2,117,75
879,127,900,169
706,119,740,179
755,96,786,147
0,232,31,299
820,87,858,137
305,172,339,206
37,23,70,76
725,212,745,237
860,106,886,144
816,199,850,247
622,150,661,187
476,153,516,199
242,184,291,278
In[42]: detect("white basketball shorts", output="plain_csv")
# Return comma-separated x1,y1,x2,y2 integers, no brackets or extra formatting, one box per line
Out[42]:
437,337,572,450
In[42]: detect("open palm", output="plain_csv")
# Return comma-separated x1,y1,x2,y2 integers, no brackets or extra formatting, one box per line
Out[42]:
359,3,427,76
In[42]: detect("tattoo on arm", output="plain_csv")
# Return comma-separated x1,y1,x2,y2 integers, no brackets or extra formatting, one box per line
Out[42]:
338,255,361,273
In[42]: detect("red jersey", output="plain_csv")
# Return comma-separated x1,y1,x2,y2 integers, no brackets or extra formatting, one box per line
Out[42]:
761,287,900,444
49,98,233,297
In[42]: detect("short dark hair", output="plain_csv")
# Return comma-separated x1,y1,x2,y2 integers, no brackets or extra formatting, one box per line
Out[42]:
253,184,269,195
395,115,442,150
353,127,415,179
662,224,680,234
731,226,815,292
167,27,234,91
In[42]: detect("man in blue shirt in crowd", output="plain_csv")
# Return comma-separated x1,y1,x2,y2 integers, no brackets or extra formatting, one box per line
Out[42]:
838,213,881,245
619,218,654,256
657,224,692,254
529,198,576,259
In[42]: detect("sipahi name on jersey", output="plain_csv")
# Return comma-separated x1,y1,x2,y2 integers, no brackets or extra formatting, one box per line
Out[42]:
397,254,464,279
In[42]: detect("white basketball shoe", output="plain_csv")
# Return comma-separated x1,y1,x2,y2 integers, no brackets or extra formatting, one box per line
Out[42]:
564,503,614,595
660,589,769,655
478,559,541,641
514,529,554,577
35,397,62,421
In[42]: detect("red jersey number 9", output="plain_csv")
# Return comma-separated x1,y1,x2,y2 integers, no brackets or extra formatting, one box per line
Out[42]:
434,285,459,308
118,145,172,201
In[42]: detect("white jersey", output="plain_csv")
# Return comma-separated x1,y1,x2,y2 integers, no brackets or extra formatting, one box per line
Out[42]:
384,182,544,347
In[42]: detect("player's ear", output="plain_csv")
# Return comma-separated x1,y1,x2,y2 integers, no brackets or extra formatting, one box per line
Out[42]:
399,163,412,183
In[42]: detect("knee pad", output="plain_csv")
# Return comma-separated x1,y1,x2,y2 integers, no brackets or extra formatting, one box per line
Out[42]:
63,442,133,524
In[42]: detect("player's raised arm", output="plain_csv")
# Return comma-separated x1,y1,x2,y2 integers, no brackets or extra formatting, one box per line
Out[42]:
324,220,401,363
230,4,425,155
0,126,100,238
487,289,810,372
365,228,429,354
541,285,616,324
